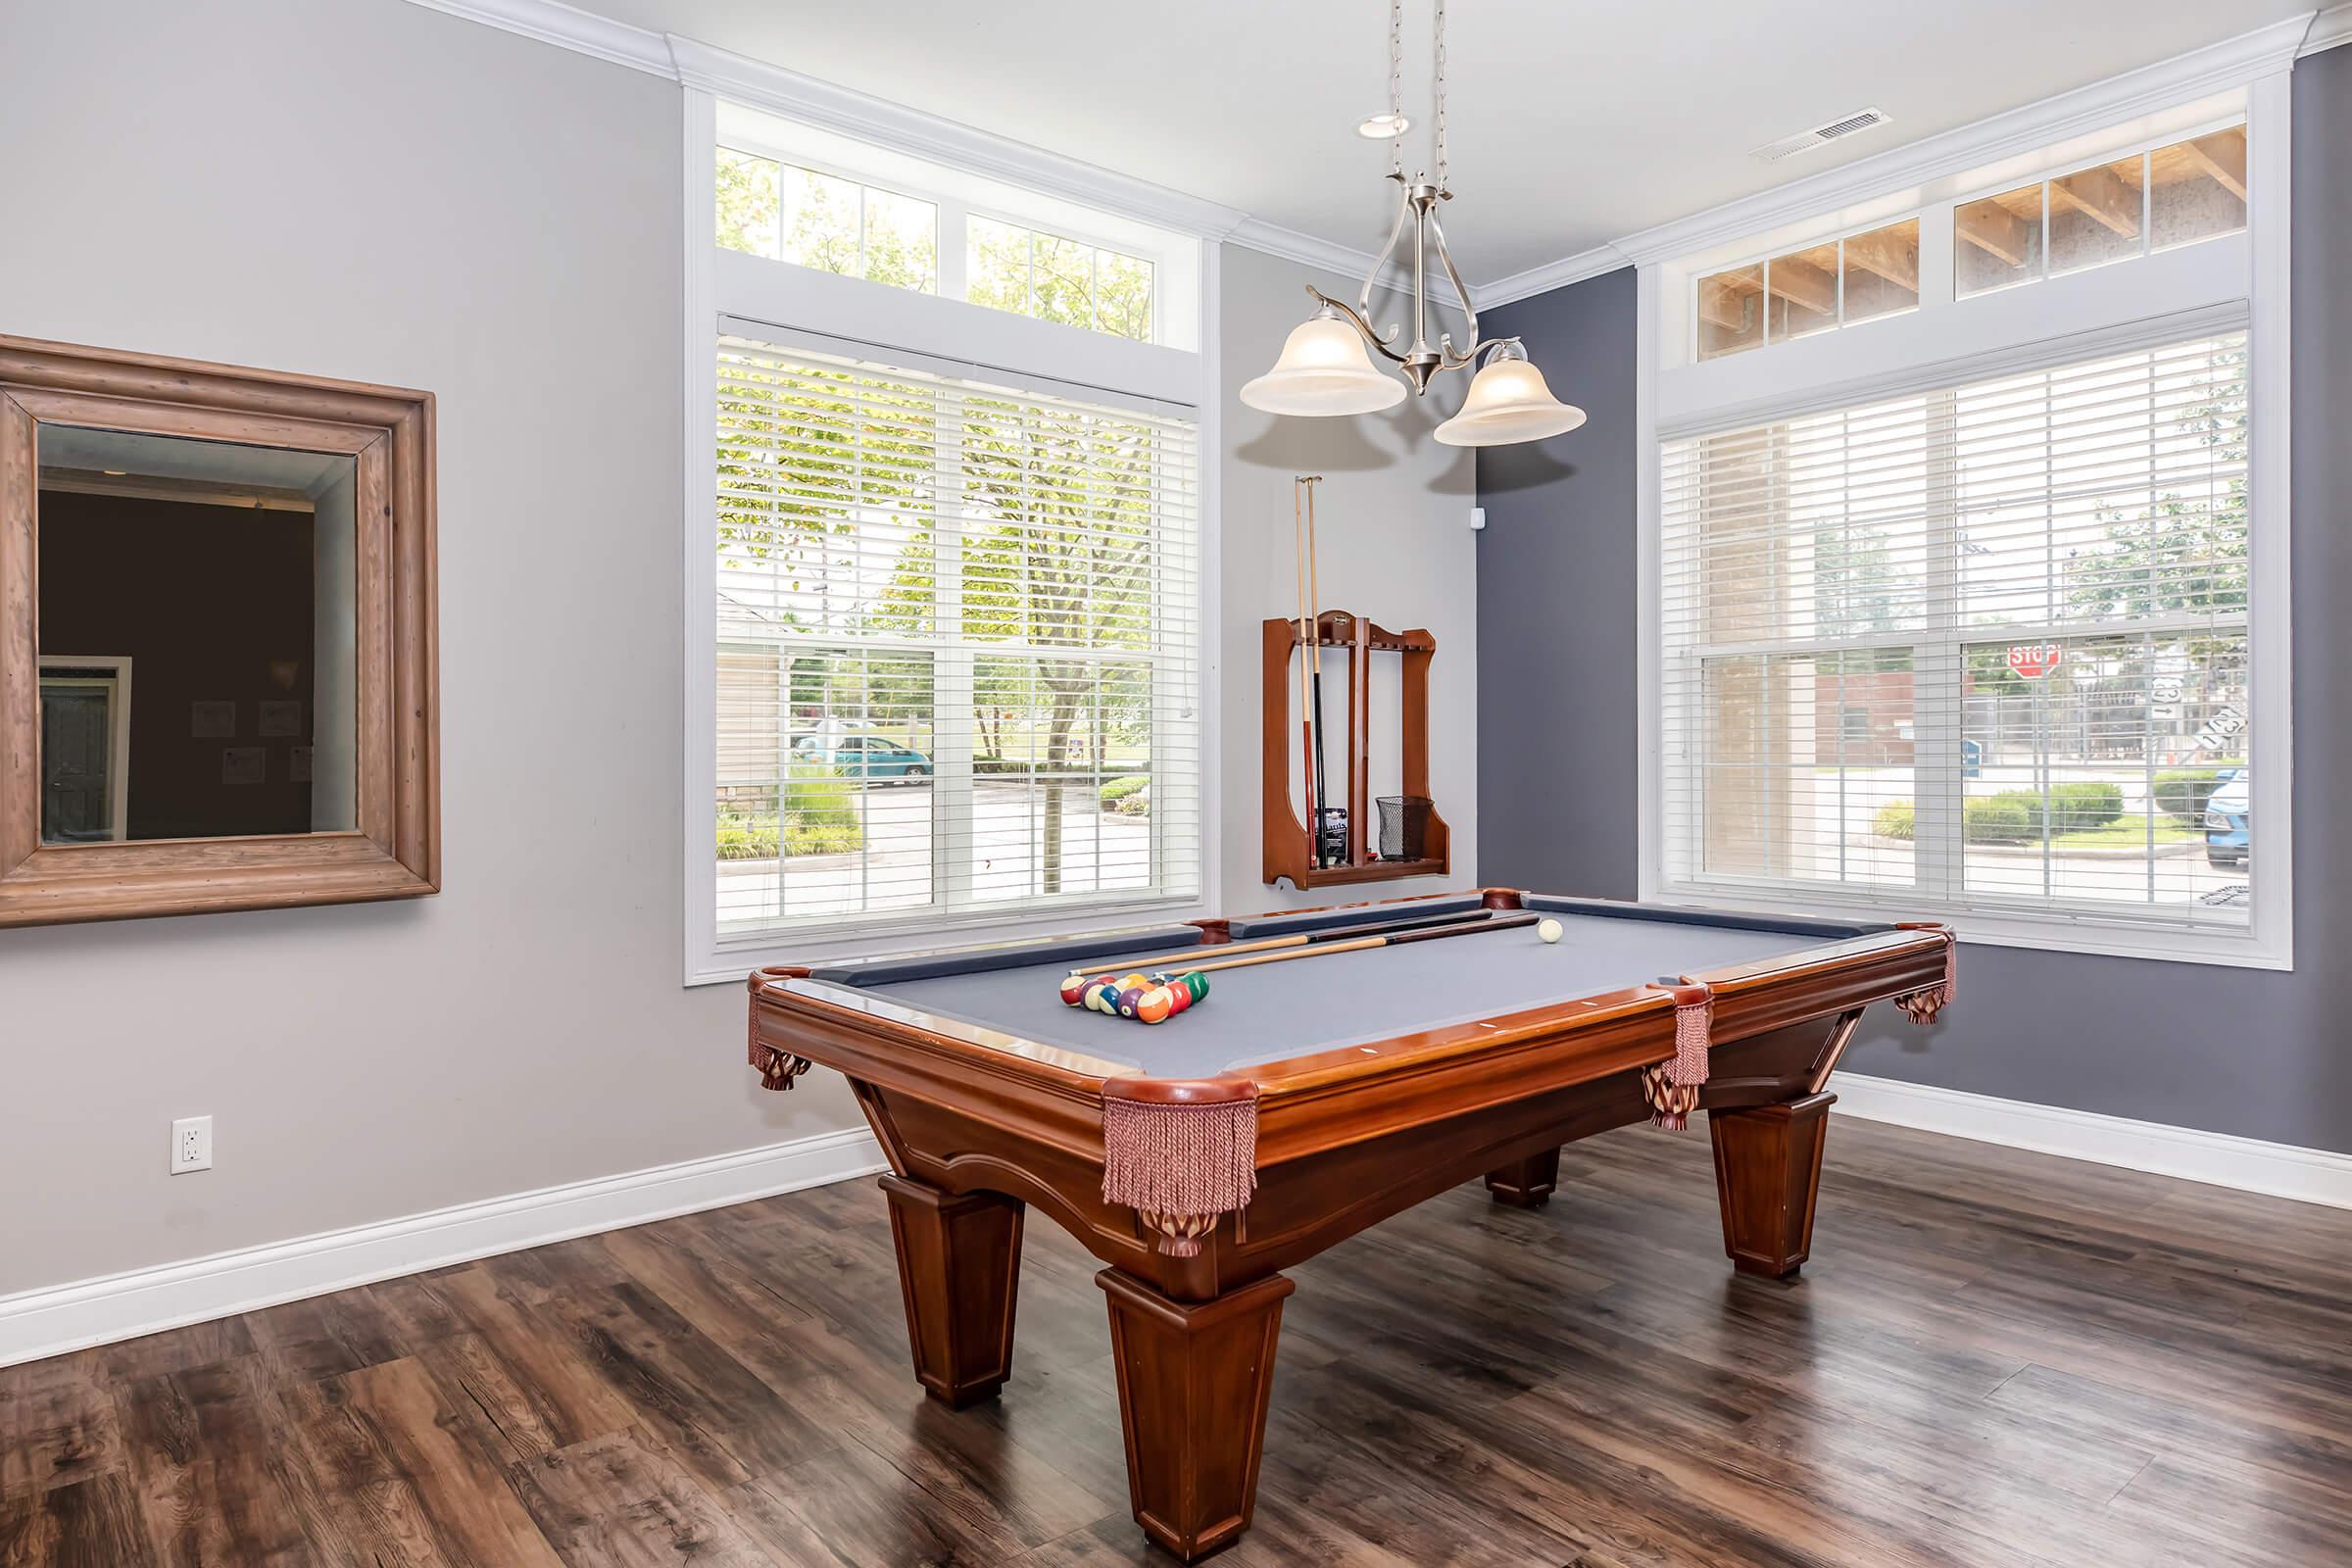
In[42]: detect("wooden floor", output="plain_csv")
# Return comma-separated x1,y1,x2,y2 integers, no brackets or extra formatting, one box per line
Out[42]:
6,1115,2351,1568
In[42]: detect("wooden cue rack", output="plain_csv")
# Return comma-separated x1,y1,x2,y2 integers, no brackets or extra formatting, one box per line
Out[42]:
1260,610,1451,888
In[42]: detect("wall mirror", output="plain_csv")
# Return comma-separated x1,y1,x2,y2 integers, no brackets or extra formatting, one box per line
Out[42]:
2,335,438,925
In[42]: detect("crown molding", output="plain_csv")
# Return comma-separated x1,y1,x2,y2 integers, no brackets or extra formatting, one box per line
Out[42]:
403,0,673,75
2304,3,2352,54
1474,244,1631,310
1614,12,2317,268
1223,217,1389,288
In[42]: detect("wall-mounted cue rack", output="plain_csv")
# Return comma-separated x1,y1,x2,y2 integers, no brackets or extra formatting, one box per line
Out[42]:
1260,610,1450,888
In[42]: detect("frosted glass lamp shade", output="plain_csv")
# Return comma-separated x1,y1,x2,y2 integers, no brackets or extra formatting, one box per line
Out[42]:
1433,344,1587,447
1241,311,1407,416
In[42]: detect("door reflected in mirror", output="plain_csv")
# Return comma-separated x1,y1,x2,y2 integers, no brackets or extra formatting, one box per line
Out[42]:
35,424,358,845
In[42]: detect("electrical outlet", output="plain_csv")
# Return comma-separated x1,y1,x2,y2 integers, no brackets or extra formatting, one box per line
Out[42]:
171,1115,213,1174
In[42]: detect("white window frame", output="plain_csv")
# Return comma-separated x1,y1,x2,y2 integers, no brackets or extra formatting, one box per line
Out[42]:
1634,72,2294,970
682,86,1224,985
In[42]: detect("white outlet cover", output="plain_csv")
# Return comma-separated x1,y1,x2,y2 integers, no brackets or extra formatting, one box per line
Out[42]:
171,1114,213,1174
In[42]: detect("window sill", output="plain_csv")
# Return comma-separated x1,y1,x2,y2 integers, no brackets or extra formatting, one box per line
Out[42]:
687,891,1209,987
1643,878,2291,972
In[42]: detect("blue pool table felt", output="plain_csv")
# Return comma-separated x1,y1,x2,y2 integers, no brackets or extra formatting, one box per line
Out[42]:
824,907,1875,1080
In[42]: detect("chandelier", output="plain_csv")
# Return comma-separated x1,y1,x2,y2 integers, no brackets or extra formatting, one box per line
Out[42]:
1240,0,1586,448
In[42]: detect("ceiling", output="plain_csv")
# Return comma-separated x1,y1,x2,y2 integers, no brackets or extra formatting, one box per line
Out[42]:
573,0,2314,283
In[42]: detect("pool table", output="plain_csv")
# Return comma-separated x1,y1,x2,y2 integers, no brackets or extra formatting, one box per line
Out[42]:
747,889,1953,1560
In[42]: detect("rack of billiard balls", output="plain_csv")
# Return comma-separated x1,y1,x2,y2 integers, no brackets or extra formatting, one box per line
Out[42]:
1060,968,1208,1025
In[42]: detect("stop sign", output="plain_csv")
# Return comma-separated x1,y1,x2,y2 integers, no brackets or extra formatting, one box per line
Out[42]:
2007,643,2062,679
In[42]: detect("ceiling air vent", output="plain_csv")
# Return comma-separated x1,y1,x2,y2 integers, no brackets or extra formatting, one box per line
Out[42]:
1749,106,1890,164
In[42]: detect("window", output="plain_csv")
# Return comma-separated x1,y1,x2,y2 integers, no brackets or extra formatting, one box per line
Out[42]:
711,106,1188,348
1659,331,2252,931
1955,127,2247,299
1695,219,1919,361
717,149,939,292
967,216,1154,341
710,334,1201,940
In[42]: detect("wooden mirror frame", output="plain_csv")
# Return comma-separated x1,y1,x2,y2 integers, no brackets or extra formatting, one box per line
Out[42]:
0,335,438,926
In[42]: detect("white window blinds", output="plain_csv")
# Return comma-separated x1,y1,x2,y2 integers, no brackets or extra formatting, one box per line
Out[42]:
1659,330,2252,927
712,332,1202,939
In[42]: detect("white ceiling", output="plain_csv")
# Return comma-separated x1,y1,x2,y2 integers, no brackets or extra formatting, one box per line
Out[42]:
573,0,2313,282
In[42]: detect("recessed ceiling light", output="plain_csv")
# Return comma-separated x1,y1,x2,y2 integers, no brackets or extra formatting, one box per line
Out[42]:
1355,111,1410,139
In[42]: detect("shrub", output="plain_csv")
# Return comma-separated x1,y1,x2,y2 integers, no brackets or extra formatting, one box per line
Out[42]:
2153,762,2243,826
715,817,778,859
1099,774,1151,805
1873,801,1916,840
2043,781,2124,833
1112,790,1151,817
783,764,862,852
1963,794,2034,843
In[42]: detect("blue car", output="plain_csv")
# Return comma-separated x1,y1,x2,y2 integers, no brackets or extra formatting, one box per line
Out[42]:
2204,770,2248,867
795,735,932,780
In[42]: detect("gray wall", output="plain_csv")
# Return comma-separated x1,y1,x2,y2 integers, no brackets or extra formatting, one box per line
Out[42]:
1220,244,1480,912
0,0,860,1296
1475,46,2352,1155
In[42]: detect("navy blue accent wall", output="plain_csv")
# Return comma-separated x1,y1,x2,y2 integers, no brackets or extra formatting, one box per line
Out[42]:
1473,47,2352,1152
1476,265,1642,899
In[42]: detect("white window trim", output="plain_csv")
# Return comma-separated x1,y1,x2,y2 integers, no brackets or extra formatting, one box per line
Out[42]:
681,86,1223,986
1635,69,2294,971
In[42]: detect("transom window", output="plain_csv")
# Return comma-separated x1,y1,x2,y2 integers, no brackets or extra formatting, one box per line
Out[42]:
1697,218,1921,361
1956,127,2247,298
1659,331,2252,929
711,107,1180,348
717,150,939,293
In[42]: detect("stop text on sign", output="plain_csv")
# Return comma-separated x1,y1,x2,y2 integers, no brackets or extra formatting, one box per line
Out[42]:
2006,643,2063,679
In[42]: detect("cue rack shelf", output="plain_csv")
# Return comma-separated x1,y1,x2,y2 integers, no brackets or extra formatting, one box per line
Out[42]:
1261,610,1450,888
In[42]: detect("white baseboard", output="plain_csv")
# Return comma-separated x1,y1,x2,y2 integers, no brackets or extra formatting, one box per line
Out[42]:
1829,1071,2352,1210
0,1127,885,1370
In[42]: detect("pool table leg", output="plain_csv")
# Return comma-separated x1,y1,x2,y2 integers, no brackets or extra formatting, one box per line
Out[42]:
1707,1091,1836,1278
880,1174,1023,1408
1483,1147,1562,1207
1099,1267,1294,1562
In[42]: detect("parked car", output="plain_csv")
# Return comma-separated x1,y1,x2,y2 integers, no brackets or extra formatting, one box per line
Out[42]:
2204,769,2248,867
798,735,932,780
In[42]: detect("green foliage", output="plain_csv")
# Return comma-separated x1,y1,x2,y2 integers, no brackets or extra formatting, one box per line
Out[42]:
716,765,866,860
1963,794,2035,843
714,817,778,859
1878,785,2129,846
2153,761,2244,825
1099,774,1150,804
782,764,863,856
2043,781,2125,832
2064,343,2250,620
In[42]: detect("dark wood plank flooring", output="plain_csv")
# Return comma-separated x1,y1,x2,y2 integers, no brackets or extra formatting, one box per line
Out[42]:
5,1115,2350,1567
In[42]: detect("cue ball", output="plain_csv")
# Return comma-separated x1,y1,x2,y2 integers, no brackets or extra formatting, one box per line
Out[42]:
1537,917,1564,944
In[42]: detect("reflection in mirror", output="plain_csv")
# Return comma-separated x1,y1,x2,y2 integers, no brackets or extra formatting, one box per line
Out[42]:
35,425,358,845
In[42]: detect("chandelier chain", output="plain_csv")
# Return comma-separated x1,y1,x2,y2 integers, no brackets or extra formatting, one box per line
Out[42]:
1434,0,1448,191
1387,0,1403,177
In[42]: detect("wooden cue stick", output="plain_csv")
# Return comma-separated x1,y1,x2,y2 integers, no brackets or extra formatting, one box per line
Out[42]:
1141,910,1541,981
1064,907,1507,986
1293,478,1316,868
1304,475,1331,867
